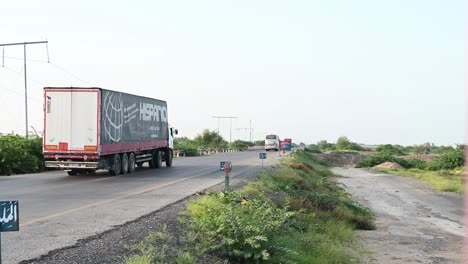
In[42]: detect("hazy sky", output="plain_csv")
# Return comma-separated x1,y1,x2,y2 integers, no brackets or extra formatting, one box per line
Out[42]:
0,0,465,146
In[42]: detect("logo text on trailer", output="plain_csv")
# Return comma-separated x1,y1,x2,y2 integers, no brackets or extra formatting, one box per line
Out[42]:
140,103,168,123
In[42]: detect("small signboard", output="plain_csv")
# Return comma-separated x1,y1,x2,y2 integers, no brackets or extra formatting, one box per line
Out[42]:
259,152,267,159
0,201,19,232
220,161,232,172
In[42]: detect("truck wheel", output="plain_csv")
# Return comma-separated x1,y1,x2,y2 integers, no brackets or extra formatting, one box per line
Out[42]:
166,150,173,167
109,154,122,176
137,162,144,167
121,153,129,175
67,170,79,176
128,153,136,173
150,150,162,169
155,150,163,168
149,151,156,168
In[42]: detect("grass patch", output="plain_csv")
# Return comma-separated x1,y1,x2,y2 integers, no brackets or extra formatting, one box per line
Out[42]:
375,168,464,194
125,225,196,264
180,151,374,263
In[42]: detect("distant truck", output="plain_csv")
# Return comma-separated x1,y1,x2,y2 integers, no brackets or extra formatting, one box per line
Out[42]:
280,138,292,151
265,134,280,151
43,87,178,176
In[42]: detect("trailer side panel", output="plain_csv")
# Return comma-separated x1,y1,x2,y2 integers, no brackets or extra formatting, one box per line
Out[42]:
100,89,168,155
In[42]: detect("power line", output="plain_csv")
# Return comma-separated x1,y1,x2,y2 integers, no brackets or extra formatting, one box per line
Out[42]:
1,65,47,87
49,62,93,86
0,40,48,137
3,56,49,63
212,116,238,143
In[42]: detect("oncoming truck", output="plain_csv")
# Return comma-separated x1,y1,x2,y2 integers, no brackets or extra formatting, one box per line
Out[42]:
43,87,177,176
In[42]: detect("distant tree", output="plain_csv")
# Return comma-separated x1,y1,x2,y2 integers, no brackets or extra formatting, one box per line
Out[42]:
455,144,465,151
193,129,228,148
413,143,433,155
431,145,455,154
230,140,254,150
317,140,334,150
376,144,405,156
335,136,364,151
254,140,265,146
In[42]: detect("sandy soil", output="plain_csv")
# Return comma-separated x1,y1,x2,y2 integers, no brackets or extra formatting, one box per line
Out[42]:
332,167,463,264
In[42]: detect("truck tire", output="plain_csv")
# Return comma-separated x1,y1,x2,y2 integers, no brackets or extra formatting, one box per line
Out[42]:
155,150,163,168
121,153,129,175
166,150,173,167
67,170,79,176
149,151,156,168
150,150,162,169
109,154,122,176
128,153,136,173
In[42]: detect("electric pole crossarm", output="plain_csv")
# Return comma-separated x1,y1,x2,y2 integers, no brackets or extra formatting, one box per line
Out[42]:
0,41,48,47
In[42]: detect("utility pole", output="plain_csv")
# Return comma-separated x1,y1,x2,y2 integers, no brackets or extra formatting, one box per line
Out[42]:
212,116,237,143
0,40,49,138
236,128,253,141
250,120,252,142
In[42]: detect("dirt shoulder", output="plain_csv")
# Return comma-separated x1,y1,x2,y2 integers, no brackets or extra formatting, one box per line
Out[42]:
332,167,463,264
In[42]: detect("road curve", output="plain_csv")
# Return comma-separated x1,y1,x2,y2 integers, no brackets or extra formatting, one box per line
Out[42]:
0,150,282,264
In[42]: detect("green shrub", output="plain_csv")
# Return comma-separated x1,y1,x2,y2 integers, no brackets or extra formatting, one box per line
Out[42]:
427,150,464,170
304,144,322,153
183,191,294,262
404,159,428,170
357,154,412,169
0,135,44,176
229,140,253,150
335,137,364,151
329,150,359,154
376,144,405,156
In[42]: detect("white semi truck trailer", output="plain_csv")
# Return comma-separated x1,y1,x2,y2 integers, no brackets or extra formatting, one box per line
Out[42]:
43,87,177,176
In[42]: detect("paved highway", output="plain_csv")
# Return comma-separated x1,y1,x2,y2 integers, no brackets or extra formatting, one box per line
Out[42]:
0,150,282,264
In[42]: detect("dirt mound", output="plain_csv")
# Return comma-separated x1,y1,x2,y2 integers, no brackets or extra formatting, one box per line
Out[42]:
290,163,305,170
374,162,403,170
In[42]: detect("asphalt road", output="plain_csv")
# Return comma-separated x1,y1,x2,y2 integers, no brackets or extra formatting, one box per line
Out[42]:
333,167,463,264
0,150,282,264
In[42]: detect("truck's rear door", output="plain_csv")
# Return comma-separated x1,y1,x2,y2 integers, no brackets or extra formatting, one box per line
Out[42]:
44,88,100,154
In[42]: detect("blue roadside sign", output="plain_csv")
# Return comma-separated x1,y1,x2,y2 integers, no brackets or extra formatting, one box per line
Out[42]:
0,201,19,232
259,153,267,159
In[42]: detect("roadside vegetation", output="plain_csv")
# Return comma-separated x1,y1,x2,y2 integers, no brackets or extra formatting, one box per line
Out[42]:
126,151,375,263
358,147,464,194
0,134,44,176
305,136,367,154
303,137,464,194
376,168,463,194
174,129,256,156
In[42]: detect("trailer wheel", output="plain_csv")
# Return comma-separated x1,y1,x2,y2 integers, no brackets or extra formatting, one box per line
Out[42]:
128,153,136,173
109,154,122,176
121,153,129,175
166,150,173,167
